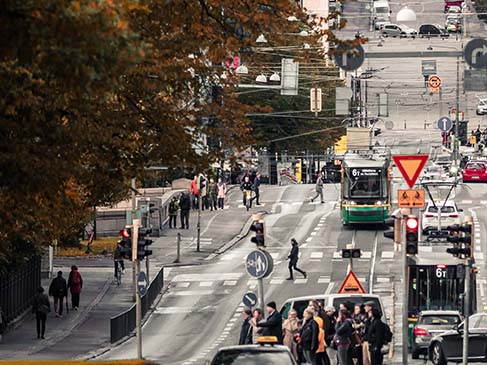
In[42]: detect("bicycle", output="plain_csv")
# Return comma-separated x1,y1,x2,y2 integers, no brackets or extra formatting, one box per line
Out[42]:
115,259,123,286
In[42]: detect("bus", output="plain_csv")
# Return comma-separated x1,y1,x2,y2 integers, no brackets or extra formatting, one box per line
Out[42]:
340,152,391,225
407,253,477,344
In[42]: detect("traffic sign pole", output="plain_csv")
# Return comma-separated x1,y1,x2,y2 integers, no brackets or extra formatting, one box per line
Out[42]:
132,219,143,360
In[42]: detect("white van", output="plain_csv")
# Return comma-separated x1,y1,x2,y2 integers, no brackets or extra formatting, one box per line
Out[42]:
279,293,386,320
373,0,391,30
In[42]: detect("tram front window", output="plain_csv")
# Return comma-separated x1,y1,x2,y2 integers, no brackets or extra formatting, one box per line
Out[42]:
345,168,386,199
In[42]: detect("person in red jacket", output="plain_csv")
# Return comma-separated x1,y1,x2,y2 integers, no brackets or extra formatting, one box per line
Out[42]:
190,175,199,210
67,265,83,310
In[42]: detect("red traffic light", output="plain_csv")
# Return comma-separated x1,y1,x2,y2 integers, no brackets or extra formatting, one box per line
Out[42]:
120,229,131,238
406,217,418,230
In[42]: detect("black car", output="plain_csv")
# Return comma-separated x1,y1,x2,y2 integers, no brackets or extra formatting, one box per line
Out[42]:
418,24,450,38
428,313,487,364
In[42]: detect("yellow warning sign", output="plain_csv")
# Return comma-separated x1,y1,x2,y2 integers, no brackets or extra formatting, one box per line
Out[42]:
338,270,366,294
470,135,477,145
398,189,425,209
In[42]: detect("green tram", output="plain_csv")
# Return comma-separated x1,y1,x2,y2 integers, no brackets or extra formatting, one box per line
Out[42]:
340,153,391,225
407,253,477,345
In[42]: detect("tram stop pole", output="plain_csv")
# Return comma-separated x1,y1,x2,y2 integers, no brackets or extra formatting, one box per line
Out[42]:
400,208,410,365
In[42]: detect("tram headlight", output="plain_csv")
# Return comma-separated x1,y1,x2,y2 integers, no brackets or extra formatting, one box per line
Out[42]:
375,200,384,205
348,200,357,205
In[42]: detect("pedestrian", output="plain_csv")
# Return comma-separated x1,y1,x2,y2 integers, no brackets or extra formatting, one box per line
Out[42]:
67,265,83,310
48,271,67,318
208,178,218,211
286,238,307,280
253,172,261,205
32,287,50,339
300,307,319,365
335,308,354,365
311,172,324,203
368,307,385,365
283,309,300,360
240,175,253,207
256,301,283,344
238,308,253,345
0,306,7,343
362,301,375,365
168,196,179,228
113,240,125,278
324,305,336,347
315,315,330,365
217,177,227,209
249,308,263,344
179,192,190,229
190,175,199,210
352,305,367,365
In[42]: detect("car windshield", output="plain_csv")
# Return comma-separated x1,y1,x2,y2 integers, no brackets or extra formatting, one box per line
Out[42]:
427,205,455,213
465,162,485,170
332,297,382,312
211,350,293,364
419,315,460,325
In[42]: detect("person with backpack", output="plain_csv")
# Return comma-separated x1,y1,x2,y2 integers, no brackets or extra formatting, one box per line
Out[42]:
67,265,83,310
49,271,67,317
367,307,389,365
168,196,179,229
32,287,50,339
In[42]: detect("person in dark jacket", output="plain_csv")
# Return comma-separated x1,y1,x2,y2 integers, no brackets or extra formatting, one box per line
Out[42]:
32,287,50,339
367,307,385,365
256,301,283,344
238,308,253,345
335,309,354,365
168,196,179,228
179,192,190,229
300,307,319,365
286,238,307,280
48,271,67,317
240,176,253,207
253,172,261,205
324,305,336,346
67,265,83,310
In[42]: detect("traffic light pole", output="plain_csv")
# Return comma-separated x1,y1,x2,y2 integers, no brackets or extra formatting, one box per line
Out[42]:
132,219,142,359
462,259,470,365
401,215,408,365
131,178,137,302
197,192,201,252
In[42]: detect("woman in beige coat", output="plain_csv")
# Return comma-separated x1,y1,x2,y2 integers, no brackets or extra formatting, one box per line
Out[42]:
282,309,300,360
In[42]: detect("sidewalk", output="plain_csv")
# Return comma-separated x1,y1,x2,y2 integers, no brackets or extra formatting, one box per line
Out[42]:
0,187,255,360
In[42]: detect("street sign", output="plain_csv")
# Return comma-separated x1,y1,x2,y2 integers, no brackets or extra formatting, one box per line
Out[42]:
242,292,258,307
310,88,322,112
245,250,273,279
437,116,453,131
470,135,477,145
398,189,425,209
422,60,437,76
137,271,148,296
428,75,441,92
392,155,429,189
334,44,365,71
338,270,366,294
464,38,487,70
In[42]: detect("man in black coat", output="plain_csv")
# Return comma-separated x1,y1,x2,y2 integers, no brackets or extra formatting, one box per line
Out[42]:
286,238,307,280
238,308,253,345
179,192,190,229
48,271,67,317
368,307,385,365
256,301,283,344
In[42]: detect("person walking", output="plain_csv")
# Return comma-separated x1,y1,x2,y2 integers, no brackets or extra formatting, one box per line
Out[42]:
283,309,300,360
32,287,50,339
361,301,375,365
238,308,253,345
300,307,319,365
208,178,218,211
179,192,190,229
249,308,263,344
190,175,199,210
335,308,354,365
253,172,261,205
217,177,227,210
286,238,307,280
352,304,367,365
256,301,283,344
311,172,324,203
368,307,385,365
49,271,67,318
168,196,179,229
67,265,83,310
240,175,253,208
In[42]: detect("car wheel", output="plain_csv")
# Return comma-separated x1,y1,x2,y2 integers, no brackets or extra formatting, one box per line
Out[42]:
431,343,446,365
477,110,481,115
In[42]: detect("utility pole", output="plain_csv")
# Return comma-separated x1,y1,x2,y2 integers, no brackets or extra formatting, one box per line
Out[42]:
131,178,137,302
454,52,460,179
132,219,142,360
197,175,201,252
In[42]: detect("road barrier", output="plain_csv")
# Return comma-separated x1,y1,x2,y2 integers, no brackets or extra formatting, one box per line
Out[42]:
110,266,164,343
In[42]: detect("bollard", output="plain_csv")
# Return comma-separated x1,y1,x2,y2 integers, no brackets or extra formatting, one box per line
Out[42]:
174,233,181,263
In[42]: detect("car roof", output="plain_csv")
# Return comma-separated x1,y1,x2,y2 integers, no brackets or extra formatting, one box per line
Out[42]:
420,310,461,316
426,200,456,206
282,293,382,302
216,345,290,353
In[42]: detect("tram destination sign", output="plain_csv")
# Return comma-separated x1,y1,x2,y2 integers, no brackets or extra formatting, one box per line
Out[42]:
350,168,381,178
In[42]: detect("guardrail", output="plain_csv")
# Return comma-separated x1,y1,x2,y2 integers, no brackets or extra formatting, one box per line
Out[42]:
110,266,164,343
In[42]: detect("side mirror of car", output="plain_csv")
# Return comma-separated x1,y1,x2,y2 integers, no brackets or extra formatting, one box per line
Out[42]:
458,208,463,212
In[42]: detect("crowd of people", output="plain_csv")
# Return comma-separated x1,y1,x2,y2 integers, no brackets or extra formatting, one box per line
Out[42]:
239,299,391,365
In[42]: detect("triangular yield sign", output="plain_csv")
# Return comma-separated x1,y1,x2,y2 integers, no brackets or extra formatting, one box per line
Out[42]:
392,155,428,189
338,270,366,294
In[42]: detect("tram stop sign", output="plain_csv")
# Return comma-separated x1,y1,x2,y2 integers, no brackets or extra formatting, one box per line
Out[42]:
437,116,452,132
245,250,273,279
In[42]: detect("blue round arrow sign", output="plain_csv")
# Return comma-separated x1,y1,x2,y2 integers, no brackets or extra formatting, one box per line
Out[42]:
242,292,258,307
437,116,452,132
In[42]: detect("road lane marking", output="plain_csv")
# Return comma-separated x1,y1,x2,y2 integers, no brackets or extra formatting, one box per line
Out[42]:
173,273,242,282
310,252,323,259
476,252,484,260
176,282,190,288
369,232,379,293
382,251,394,259
169,290,214,296
223,280,237,286
306,237,313,242
294,278,308,284
325,282,335,295
154,307,193,314
318,277,331,284
310,232,317,236
377,277,390,283
333,252,342,259
270,278,284,285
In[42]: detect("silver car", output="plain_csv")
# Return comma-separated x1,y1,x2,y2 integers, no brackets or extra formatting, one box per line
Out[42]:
412,310,462,359
380,23,417,38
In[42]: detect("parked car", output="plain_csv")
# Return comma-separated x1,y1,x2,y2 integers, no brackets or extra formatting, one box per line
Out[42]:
418,24,450,38
412,310,462,359
380,23,417,38
428,312,487,365
210,337,297,365
477,98,487,115
421,200,463,234
462,160,487,182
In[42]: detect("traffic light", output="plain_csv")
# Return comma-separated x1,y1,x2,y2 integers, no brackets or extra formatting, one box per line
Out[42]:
446,223,472,258
405,215,419,255
383,217,395,240
137,227,153,260
250,221,265,247
118,227,132,259
342,248,361,259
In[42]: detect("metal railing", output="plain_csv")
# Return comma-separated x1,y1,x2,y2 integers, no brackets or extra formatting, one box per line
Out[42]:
110,266,164,343
0,256,41,324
